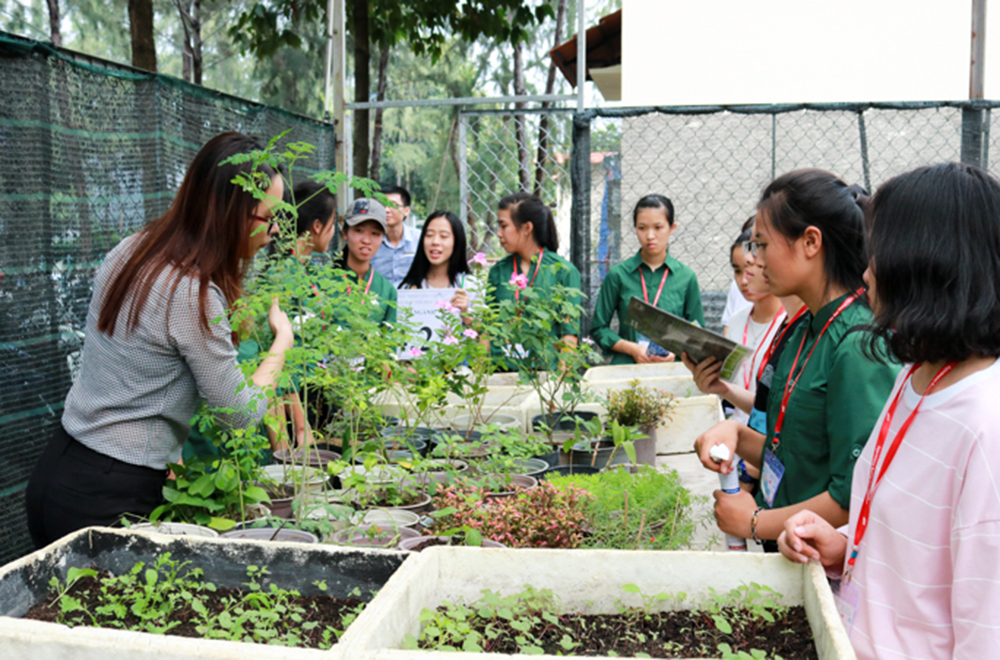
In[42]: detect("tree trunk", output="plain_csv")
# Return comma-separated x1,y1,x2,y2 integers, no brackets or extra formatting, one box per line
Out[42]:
369,45,390,180
534,0,567,196
45,0,61,47
512,39,529,192
177,0,203,84
352,0,370,182
128,0,157,72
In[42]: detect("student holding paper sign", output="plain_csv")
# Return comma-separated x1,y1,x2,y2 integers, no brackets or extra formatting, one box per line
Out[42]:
399,210,476,315
694,170,898,550
590,194,705,364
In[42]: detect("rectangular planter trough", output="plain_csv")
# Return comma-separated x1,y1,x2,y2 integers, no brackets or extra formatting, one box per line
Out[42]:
339,547,854,660
0,527,409,660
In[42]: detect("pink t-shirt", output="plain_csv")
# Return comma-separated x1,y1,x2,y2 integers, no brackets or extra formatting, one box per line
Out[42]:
845,357,1000,659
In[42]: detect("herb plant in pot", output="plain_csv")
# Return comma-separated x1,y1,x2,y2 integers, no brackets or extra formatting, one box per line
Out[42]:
603,379,674,466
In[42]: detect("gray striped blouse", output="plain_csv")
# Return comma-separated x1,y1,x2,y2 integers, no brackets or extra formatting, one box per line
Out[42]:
62,234,268,470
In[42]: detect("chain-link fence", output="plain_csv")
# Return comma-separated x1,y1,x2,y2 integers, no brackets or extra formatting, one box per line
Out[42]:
458,109,574,256
573,102,996,331
0,31,335,565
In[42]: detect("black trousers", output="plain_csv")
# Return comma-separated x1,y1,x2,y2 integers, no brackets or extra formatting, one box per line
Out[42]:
25,425,166,549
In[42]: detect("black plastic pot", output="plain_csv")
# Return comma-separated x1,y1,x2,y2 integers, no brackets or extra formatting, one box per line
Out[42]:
538,465,602,479
531,411,600,432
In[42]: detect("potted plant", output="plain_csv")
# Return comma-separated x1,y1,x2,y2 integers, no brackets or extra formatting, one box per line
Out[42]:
603,379,675,465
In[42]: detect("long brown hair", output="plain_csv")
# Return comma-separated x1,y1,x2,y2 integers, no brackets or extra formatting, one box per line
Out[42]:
98,132,278,337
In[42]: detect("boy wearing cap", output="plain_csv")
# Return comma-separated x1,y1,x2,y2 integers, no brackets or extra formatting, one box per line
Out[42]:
370,185,420,286
333,198,397,324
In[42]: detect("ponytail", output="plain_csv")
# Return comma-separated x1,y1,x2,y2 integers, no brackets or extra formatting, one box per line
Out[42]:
508,195,559,252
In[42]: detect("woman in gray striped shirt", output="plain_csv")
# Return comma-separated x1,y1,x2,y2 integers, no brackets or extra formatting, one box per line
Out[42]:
25,133,294,548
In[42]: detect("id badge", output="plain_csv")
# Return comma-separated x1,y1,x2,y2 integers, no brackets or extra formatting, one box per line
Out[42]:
832,579,860,638
760,448,785,507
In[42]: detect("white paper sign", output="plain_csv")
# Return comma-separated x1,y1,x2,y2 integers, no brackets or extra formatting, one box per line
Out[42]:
397,288,457,348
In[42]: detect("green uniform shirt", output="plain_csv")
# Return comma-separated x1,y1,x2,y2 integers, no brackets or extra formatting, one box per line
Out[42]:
333,255,398,325
758,292,899,511
486,250,583,363
590,251,705,364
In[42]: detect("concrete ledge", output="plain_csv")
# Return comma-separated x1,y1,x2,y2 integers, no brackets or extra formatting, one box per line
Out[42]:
584,362,691,382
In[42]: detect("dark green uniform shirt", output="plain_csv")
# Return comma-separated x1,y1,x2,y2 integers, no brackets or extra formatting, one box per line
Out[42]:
486,250,583,363
333,255,398,325
590,251,705,364
758,292,899,511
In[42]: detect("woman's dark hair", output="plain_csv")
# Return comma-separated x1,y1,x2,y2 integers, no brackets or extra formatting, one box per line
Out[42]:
99,132,277,337
399,210,470,289
868,162,1000,363
731,228,752,256
757,169,868,294
502,193,559,252
633,194,675,226
293,181,336,236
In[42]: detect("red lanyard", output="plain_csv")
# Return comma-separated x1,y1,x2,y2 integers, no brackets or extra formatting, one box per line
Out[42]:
345,267,374,297
742,309,785,389
757,306,808,382
845,361,955,580
772,288,864,445
513,249,544,301
639,264,669,307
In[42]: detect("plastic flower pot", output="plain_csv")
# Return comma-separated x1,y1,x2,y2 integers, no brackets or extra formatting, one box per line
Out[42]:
272,447,342,469
568,439,631,471
356,508,422,529
449,413,520,432
397,536,506,552
328,524,420,548
481,457,549,478
537,465,602,479
480,473,538,500
404,458,469,488
220,526,319,544
430,428,482,446
0,527,407,660
130,522,220,538
531,411,600,433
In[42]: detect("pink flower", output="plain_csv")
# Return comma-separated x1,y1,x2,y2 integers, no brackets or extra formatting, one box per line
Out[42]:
443,335,459,345
462,328,479,340
510,272,528,290
470,252,488,268
435,300,460,314
406,346,425,359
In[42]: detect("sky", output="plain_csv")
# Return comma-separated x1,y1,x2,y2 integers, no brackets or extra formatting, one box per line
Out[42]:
621,0,995,106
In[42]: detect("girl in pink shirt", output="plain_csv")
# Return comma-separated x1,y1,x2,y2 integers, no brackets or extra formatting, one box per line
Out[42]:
778,162,1000,659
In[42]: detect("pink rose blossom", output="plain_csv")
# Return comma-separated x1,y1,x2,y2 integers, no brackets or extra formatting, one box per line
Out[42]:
462,328,479,340
443,335,459,345
406,346,425,359
470,252,488,268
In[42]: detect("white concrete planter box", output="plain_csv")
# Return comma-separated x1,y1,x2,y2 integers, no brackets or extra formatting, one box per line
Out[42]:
0,527,409,660
340,547,854,660
584,376,699,399
584,362,691,382
655,395,724,454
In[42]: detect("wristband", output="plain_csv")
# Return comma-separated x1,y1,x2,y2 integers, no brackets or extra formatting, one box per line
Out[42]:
750,506,766,545
737,459,757,484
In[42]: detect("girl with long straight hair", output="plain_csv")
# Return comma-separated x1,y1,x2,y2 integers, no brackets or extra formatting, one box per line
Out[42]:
694,169,899,550
25,132,294,548
399,210,475,314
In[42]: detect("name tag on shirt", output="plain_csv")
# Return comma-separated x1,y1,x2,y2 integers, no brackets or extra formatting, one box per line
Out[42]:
760,448,785,507
832,580,859,638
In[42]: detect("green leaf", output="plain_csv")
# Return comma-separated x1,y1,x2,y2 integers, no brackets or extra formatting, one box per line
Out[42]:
189,473,217,498
145,568,158,587
522,646,544,655
621,583,641,594
713,614,733,635
242,486,270,503
209,517,237,531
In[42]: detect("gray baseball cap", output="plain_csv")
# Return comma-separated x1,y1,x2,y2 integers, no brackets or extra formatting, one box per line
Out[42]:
344,197,388,232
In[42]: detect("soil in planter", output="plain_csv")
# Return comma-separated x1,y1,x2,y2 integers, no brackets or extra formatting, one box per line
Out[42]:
25,563,365,650
414,599,816,658
408,537,450,552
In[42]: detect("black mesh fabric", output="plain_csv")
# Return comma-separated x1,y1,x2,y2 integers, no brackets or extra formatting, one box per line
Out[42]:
0,32,334,564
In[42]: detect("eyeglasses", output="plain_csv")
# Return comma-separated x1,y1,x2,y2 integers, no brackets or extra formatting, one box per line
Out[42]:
742,239,763,256
251,215,278,231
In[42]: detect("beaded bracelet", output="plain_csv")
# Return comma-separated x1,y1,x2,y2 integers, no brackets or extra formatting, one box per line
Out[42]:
750,506,766,545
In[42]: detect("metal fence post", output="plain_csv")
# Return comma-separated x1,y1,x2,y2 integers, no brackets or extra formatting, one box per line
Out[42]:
458,112,470,228
961,107,985,166
857,110,871,193
571,111,592,321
